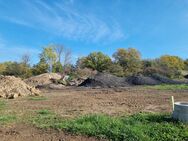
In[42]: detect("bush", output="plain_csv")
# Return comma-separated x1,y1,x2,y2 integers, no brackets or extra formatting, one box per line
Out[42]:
2,62,32,78
32,58,49,75
52,61,63,73
107,63,124,77
155,56,185,78
142,56,183,79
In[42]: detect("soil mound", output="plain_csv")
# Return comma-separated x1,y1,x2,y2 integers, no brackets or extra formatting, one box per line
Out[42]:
0,75,40,99
150,74,184,84
79,73,129,87
25,73,62,87
124,74,188,85
126,75,160,85
80,73,188,87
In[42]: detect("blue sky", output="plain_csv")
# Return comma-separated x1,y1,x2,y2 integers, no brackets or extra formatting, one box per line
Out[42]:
0,0,188,64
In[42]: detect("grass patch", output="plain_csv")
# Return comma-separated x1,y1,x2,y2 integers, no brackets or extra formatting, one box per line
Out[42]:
27,96,47,101
0,100,6,110
62,114,188,141
30,112,188,141
30,109,63,128
0,114,17,125
146,84,188,90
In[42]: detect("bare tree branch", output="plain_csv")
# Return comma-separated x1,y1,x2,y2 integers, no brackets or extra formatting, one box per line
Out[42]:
63,48,72,66
21,53,30,65
54,44,64,63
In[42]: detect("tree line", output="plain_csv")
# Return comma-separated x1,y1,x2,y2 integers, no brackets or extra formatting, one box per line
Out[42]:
0,44,188,79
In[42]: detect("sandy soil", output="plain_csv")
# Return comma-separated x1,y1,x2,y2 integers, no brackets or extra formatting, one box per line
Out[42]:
1,86,188,141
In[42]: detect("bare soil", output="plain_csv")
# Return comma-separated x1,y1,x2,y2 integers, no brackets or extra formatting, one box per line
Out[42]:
1,86,188,141
0,124,102,141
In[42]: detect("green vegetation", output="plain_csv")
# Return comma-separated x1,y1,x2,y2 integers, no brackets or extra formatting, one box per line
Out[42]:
0,100,6,110
113,48,142,76
62,114,188,141
146,84,188,90
40,46,57,72
78,52,112,72
0,114,17,125
28,96,47,101
0,45,187,79
30,111,188,141
0,100,17,125
30,109,63,128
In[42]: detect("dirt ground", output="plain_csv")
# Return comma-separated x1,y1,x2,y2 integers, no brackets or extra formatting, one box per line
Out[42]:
1,86,188,141
0,124,104,141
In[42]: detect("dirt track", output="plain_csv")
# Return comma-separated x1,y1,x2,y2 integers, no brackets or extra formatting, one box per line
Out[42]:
1,87,188,141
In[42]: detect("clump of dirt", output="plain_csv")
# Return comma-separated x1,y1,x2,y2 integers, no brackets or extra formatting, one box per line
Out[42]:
24,73,62,87
0,75,40,99
79,73,129,87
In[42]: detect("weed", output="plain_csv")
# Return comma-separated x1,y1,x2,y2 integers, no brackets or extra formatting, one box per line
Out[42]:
0,114,17,125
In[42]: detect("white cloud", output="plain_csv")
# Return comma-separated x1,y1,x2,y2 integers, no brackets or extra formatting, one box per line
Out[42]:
0,0,125,42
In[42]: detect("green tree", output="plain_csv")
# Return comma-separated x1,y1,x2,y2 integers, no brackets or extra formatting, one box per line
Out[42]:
80,52,112,72
113,48,142,76
32,58,49,75
52,61,63,73
0,63,6,75
107,63,124,77
157,55,184,78
1,61,32,78
159,55,184,70
76,57,87,69
40,46,57,72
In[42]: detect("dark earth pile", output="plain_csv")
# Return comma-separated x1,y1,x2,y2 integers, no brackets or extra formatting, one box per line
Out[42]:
80,73,188,87
150,74,185,84
79,73,129,87
126,75,160,85
126,74,186,85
